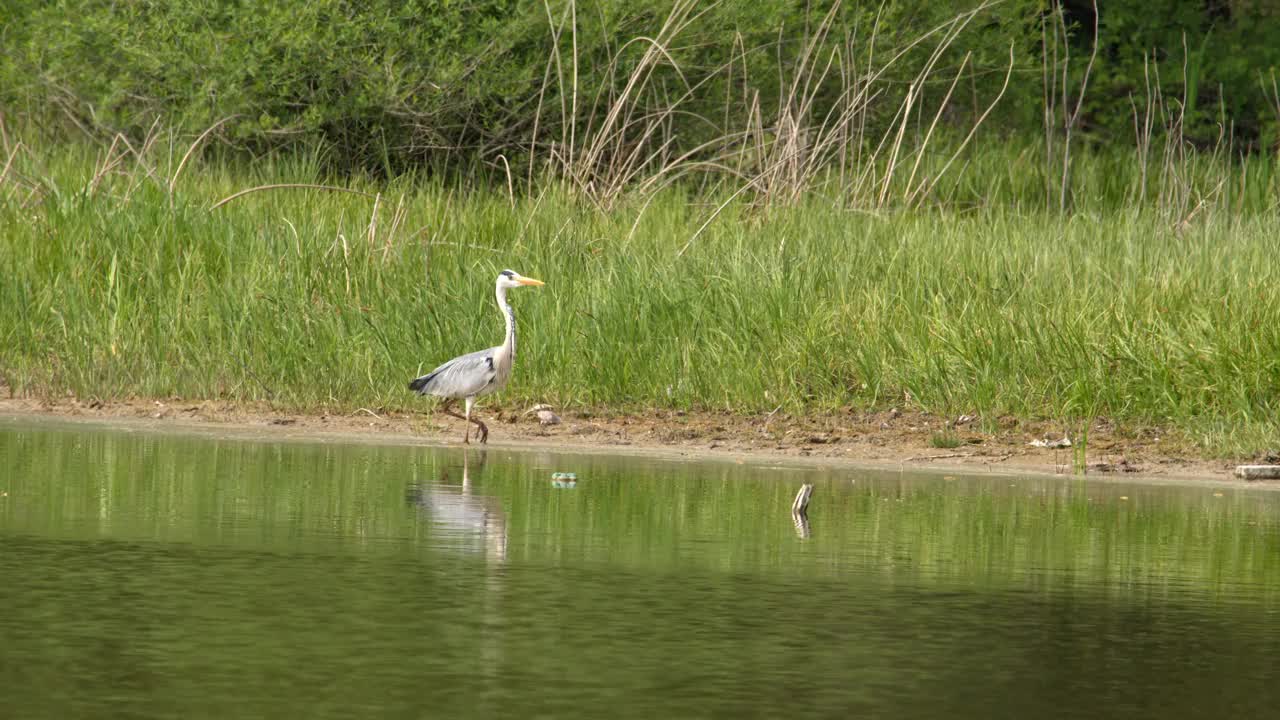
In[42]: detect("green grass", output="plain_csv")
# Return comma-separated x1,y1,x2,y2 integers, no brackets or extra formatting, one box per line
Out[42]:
929,430,963,450
1,139,1278,456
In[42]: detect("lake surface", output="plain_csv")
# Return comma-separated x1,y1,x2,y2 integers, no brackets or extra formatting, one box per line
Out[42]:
2,418,1278,718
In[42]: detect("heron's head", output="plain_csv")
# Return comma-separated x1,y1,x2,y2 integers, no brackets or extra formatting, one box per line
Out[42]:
497,269,545,290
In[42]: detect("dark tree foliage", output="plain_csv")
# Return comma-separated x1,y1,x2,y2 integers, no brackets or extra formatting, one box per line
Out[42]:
2,1,1276,173
1059,0,1280,149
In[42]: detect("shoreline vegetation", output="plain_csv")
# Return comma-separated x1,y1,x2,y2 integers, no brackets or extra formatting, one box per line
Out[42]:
2,2,1278,461
1,138,1276,461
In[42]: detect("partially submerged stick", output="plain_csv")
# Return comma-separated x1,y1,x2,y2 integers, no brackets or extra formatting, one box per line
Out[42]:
791,483,814,539
792,483,814,515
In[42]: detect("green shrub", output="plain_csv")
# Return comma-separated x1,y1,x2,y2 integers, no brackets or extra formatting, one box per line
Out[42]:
4,2,1277,175
0,1,1040,174
1072,0,1280,150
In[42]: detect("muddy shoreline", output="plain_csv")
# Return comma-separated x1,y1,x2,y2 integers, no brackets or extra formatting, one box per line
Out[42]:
2,397,1261,485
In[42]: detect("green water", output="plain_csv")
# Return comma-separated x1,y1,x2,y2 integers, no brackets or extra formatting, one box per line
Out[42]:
2,419,1279,718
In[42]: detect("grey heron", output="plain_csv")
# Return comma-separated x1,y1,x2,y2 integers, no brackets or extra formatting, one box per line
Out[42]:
408,269,545,443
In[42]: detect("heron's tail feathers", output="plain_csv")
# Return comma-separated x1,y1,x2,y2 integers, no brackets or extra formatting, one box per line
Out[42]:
408,372,438,394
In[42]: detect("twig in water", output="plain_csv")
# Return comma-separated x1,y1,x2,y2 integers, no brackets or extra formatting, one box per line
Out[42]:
791,483,814,539
791,483,814,514
904,452,972,462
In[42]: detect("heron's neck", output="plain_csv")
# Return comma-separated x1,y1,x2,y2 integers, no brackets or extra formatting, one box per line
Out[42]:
496,285,516,359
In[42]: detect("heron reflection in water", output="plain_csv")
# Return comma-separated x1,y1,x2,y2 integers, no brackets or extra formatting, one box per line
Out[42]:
406,450,507,699
405,450,508,563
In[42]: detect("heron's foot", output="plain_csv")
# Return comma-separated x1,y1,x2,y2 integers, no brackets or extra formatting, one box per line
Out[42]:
478,422,489,444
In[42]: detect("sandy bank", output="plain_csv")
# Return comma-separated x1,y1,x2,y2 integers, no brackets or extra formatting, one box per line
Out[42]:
3,397,1268,486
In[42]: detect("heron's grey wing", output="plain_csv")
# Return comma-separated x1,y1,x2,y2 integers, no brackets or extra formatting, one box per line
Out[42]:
409,348,498,398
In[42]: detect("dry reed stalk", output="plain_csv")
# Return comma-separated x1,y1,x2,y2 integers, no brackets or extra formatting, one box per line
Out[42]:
282,217,303,260
116,117,167,199
86,134,126,197
169,115,237,199
1041,0,1098,213
744,1,844,205
1041,0,1058,209
497,154,515,208
1129,54,1156,205
827,3,992,207
540,0,572,182
1058,0,1098,213
211,184,377,210
1265,71,1280,156
568,0,579,174
533,0,1003,211
571,1,701,205
382,194,408,264
0,141,24,195
880,8,984,200
541,0,741,207
910,44,1015,207
0,134,45,205
673,2,1009,246
1155,50,1196,222
878,83,916,207
367,192,382,248
904,53,971,201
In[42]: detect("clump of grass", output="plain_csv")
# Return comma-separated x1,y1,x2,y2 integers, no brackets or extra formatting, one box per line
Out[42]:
1073,421,1090,475
929,429,963,450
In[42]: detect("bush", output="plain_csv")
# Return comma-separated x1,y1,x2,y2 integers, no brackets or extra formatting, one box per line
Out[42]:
1,1,1039,174
4,1,1275,175
1066,0,1280,150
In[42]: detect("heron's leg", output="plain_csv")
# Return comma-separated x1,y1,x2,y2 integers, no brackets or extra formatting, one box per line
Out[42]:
465,397,476,443
438,398,471,443
465,397,489,444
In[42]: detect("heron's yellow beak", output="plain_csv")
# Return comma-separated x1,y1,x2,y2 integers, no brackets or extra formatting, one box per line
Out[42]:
517,276,545,286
